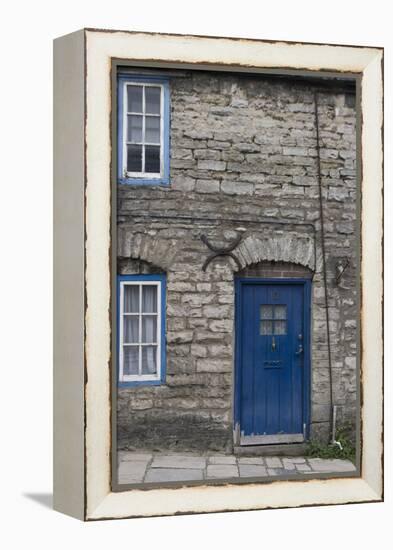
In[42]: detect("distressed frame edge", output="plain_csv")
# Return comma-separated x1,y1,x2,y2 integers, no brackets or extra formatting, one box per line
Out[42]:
83,29,383,521
53,29,86,520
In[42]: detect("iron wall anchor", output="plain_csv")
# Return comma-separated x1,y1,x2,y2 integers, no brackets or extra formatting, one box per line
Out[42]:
335,258,350,284
200,233,243,272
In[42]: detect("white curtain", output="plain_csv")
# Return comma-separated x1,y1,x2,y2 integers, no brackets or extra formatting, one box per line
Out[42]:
123,346,139,375
124,285,139,312
143,347,157,374
142,285,157,312
124,316,139,343
142,316,157,343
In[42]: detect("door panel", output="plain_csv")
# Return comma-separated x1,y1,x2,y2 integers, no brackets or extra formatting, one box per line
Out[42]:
238,282,307,445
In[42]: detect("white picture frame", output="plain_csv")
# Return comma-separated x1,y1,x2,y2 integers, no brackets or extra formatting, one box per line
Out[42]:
53,28,383,521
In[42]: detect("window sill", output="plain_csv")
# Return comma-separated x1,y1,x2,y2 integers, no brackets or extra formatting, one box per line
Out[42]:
118,177,170,186
118,379,164,388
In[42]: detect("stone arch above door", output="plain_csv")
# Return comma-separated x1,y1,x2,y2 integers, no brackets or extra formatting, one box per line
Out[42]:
235,234,315,272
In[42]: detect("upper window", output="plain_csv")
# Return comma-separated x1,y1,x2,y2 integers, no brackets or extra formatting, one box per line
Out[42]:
117,75,170,185
118,275,166,385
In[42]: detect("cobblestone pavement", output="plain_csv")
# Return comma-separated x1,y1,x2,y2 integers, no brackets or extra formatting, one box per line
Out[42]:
117,452,356,485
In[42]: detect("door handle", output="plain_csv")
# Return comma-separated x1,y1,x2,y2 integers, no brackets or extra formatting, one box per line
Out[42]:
295,344,303,355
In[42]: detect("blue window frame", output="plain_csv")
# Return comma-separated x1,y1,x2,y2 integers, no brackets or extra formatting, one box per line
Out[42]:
117,75,170,185
117,274,166,386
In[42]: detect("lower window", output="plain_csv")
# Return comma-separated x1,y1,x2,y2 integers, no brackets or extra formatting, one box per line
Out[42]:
118,275,166,385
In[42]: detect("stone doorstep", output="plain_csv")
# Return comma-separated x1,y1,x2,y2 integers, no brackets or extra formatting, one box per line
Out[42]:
234,443,307,456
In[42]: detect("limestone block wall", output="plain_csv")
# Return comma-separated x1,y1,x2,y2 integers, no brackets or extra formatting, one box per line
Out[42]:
116,71,357,452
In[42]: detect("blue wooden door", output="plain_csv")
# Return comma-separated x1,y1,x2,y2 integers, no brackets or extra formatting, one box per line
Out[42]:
237,281,309,445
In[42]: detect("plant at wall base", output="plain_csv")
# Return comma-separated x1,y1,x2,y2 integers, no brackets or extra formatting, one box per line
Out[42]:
306,424,356,463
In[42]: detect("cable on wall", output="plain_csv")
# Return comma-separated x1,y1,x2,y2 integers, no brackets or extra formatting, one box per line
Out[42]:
313,90,335,443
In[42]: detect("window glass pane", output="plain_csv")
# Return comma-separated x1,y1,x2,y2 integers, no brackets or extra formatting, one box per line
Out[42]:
142,316,157,343
123,316,139,343
127,144,142,172
123,285,139,312
260,321,273,335
141,346,157,374
127,85,143,113
123,346,139,375
145,87,161,115
274,321,287,335
145,145,160,173
145,116,161,144
260,305,273,320
127,115,143,143
274,305,287,320
142,286,157,313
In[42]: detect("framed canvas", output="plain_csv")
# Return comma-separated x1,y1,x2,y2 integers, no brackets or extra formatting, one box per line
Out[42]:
53,28,383,521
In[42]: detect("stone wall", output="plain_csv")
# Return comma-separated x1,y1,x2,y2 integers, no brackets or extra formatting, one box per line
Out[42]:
117,71,357,451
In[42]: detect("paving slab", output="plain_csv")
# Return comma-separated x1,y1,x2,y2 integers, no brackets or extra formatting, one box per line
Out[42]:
281,469,300,476
265,457,282,468
145,468,204,482
281,459,296,470
238,465,268,477
150,455,206,469
307,458,356,472
267,468,280,476
208,456,237,465
118,461,147,483
295,463,312,472
119,452,152,462
206,465,239,478
238,457,265,465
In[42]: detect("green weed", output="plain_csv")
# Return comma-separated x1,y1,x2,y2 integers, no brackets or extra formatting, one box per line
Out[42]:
306,424,356,463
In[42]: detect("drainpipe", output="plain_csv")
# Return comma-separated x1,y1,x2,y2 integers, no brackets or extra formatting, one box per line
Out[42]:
313,90,335,445
331,405,343,450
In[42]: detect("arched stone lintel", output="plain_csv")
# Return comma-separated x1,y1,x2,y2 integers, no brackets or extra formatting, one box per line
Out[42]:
117,228,177,271
235,234,315,272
